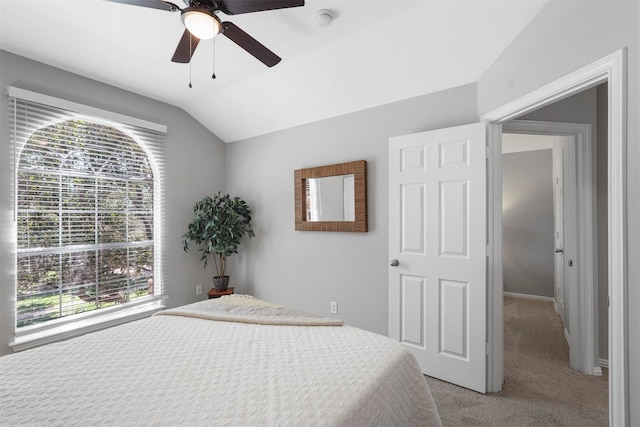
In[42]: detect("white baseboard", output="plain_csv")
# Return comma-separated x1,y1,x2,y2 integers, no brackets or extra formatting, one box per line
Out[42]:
503,291,555,303
599,358,609,369
564,328,570,346
593,366,603,376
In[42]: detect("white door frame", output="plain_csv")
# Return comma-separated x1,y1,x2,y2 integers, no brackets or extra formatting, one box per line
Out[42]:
503,120,599,376
481,49,627,426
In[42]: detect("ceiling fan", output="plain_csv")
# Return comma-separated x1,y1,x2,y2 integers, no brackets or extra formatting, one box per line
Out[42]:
107,0,305,67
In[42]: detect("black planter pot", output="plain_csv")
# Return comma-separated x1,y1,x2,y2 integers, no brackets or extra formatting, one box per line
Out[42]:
213,276,230,292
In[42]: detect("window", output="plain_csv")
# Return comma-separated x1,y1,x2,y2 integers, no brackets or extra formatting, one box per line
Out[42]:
8,88,166,347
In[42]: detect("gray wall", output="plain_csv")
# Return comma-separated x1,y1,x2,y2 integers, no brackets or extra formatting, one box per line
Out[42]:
0,51,227,356
225,84,477,336
477,0,638,421
502,149,554,298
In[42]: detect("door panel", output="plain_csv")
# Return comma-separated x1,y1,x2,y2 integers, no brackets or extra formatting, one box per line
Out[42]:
389,122,487,393
400,275,425,347
439,279,468,358
440,180,468,256
401,184,425,253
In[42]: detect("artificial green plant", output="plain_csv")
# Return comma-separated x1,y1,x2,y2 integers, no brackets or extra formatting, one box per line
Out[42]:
183,192,255,279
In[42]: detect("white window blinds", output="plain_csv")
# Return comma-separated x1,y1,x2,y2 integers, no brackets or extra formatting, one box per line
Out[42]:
8,88,166,333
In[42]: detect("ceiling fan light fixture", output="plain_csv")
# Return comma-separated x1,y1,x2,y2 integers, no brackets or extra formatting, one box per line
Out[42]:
181,7,221,40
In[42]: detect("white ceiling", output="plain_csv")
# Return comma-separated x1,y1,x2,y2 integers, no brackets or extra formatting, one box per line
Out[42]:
0,0,548,142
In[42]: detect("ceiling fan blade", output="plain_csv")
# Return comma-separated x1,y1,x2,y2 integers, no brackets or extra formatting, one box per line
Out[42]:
171,29,200,63
222,22,281,67
104,0,180,12
218,0,304,15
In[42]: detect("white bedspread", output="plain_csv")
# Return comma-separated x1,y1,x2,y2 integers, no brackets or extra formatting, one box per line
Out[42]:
155,295,345,326
0,296,442,426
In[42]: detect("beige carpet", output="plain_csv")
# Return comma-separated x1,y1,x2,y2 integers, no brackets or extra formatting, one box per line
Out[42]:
426,296,608,426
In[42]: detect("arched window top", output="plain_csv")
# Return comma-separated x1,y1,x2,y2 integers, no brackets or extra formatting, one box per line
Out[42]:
19,118,152,181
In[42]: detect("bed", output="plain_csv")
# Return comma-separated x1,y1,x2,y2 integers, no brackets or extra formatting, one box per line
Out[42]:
0,295,442,426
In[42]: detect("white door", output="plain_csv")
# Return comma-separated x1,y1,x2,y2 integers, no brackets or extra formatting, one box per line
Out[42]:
388,123,487,393
553,142,566,323
553,135,580,370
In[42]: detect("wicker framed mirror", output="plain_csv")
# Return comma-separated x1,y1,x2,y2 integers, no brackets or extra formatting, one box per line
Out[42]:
294,160,367,232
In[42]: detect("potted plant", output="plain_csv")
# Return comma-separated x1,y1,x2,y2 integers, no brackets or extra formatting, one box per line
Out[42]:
183,192,255,291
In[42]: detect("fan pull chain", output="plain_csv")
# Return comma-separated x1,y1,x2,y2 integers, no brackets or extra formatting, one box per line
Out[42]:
188,34,193,88
212,38,216,79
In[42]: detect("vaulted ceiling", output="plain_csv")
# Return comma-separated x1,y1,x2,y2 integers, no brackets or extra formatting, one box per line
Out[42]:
0,0,548,142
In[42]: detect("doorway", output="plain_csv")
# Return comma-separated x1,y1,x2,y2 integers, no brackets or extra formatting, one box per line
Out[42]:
502,123,610,364
482,50,626,425
501,125,608,416
501,133,556,307
501,117,602,376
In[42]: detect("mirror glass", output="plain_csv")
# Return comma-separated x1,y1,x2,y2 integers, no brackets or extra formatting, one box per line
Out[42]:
294,160,367,232
306,174,355,221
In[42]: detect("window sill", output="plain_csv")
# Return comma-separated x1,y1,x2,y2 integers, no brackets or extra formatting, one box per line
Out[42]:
10,299,165,352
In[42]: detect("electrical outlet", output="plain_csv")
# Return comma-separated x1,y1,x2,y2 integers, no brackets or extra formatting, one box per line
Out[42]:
330,301,338,314
196,284,203,296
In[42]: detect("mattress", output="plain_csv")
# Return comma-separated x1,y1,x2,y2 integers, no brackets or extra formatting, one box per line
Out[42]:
0,295,441,426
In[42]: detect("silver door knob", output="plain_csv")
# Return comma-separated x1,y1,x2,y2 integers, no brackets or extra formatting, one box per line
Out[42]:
390,259,399,267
